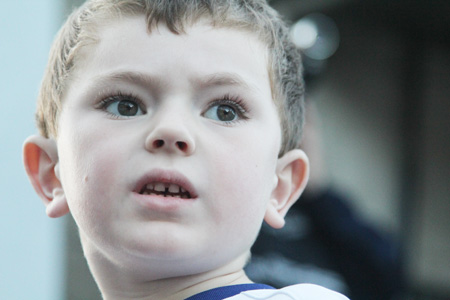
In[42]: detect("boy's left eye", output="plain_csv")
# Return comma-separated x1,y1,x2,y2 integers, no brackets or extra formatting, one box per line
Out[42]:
203,98,248,123
204,104,238,122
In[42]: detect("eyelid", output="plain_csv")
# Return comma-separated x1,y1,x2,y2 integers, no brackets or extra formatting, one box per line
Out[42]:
204,94,250,120
95,92,147,115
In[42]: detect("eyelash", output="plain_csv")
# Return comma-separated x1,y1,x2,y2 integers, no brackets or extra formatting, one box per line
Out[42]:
206,94,250,121
96,92,146,116
95,92,249,121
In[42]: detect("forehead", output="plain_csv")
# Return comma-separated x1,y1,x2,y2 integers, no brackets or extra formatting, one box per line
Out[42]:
72,16,271,87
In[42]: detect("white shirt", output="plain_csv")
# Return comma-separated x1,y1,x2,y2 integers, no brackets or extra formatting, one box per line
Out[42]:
225,284,349,300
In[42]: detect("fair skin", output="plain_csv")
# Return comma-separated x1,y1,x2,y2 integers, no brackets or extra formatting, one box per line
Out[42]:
23,16,309,300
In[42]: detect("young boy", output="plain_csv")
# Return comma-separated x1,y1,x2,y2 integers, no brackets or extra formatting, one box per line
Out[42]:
23,0,348,299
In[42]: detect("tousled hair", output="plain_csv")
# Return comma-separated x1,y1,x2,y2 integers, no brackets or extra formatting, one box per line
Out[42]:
37,0,304,155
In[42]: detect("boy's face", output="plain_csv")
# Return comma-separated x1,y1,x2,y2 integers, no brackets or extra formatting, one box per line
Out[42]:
56,17,283,274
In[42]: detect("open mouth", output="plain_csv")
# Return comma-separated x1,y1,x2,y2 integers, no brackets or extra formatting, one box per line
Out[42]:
139,182,192,199
134,170,197,200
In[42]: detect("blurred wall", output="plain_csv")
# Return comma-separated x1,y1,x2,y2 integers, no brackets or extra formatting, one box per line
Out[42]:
315,7,450,298
311,22,403,233
0,1,66,299
273,1,450,298
407,44,450,296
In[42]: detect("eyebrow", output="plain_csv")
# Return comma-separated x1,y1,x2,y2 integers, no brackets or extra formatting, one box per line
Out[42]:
196,72,252,90
89,70,254,92
91,71,162,88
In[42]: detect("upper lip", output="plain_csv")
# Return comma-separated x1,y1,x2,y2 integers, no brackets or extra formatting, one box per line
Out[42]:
133,169,198,199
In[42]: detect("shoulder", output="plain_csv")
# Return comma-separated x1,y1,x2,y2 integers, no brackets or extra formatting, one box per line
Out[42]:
225,284,349,300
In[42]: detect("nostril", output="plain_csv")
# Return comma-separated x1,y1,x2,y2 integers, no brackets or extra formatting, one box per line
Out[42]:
147,137,193,154
153,140,164,148
176,141,187,152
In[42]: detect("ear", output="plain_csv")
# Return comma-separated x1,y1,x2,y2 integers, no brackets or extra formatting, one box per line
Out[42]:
23,135,69,218
264,149,309,229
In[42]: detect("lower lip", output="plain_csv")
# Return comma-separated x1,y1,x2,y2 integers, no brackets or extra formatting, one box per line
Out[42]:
133,192,195,212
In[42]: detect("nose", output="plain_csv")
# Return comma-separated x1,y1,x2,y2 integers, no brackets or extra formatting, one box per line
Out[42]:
144,119,196,156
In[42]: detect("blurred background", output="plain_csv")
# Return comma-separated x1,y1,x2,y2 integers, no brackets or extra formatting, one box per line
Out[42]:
1,0,448,299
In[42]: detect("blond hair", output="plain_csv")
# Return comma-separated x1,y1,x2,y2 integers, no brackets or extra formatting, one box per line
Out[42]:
37,0,304,155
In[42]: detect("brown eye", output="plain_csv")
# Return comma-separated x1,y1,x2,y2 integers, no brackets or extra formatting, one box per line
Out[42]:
204,104,238,122
216,105,237,121
103,97,144,117
117,100,139,116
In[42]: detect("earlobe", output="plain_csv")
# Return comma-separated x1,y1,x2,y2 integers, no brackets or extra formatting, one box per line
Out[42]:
23,135,69,218
264,199,286,229
46,186,70,218
264,149,309,229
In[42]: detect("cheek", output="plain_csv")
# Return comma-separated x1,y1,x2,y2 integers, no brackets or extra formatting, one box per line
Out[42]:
208,126,280,227
205,144,278,255
57,121,127,226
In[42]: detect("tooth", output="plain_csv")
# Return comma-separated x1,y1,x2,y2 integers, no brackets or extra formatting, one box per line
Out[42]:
180,187,186,193
154,183,165,192
146,183,154,190
168,184,180,194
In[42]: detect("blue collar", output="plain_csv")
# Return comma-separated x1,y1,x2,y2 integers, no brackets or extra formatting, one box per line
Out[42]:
185,283,274,300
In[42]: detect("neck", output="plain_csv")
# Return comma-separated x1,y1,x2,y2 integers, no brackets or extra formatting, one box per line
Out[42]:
81,238,253,300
